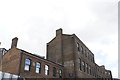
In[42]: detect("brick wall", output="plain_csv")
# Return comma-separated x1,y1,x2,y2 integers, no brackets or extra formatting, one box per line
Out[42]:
2,48,21,75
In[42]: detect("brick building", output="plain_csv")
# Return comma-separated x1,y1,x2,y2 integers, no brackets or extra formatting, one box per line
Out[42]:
0,48,7,71
1,29,112,79
47,28,112,78
1,37,63,78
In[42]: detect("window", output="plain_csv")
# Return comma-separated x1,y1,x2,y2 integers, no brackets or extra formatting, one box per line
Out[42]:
86,52,88,57
45,65,49,75
79,58,82,71
100,70,102,73
90,55,93,62
82,61,85,72
90,55,92,61
84,50,86,56
92,68,94,76
98,68,99,71
88,65,90,74
81,46,83,53
86,63,89,74
89,65,91,75
59,69,62,78
85,51,87,57
92,57,94,63
83,49,86,54
53,67,56,77
77,43,80,52
24,58,31,71
91,56,93,62
88,53,90,59
105,71,107,75
36,62,41,73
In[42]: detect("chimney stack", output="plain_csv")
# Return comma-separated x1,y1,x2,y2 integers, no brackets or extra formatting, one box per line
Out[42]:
56,28,63,36
100,65,105,69
11,37,18,48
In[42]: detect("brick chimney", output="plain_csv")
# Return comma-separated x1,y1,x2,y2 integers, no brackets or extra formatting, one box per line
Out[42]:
56,28,63,36
11,37,18,48
100,65,105,69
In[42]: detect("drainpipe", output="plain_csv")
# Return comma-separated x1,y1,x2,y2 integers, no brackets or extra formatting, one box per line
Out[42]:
18,51,23,77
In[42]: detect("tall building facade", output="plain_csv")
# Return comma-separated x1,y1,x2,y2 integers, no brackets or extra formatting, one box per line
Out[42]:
47,28,112,78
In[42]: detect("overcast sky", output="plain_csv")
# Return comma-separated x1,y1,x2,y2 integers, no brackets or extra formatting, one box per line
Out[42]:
0,0,118,78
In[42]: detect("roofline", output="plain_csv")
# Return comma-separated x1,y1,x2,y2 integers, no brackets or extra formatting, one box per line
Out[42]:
19,49,64,67
47,34,72,45
72,34,94,56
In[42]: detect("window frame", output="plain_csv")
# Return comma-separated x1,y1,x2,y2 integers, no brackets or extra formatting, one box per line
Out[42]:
79,58,82,71
45,65,49,75
24,58,31,71
53,67,56,77
82,61,85,72
81,46,84,54
59,69,62,78
35,62,41,73
77,43,80,52
86,63,89,74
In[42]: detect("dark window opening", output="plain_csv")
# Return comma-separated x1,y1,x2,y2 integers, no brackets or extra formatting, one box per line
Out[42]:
86,63,89,74
89,65,91,75
79,58,82,71
77,43,80,52
81,46,84,54
53,67,56,77
82,61,85,72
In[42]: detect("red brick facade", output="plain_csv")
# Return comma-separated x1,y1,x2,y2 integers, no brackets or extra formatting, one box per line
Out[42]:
1,29,112,79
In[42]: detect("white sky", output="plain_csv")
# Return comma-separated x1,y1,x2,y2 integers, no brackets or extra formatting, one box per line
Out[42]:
0,0,118,78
